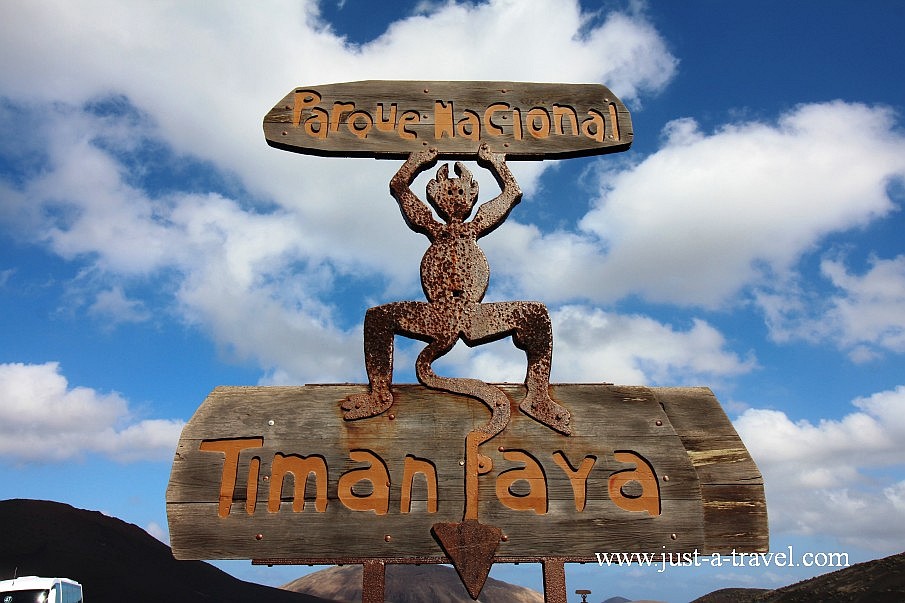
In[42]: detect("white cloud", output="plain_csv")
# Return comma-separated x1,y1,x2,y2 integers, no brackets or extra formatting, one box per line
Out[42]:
758,254,905,361
431,305,756,385
89,286,152,325
734,385,905,551
352,1,676,101
145,521,168,544
0,362,184,464
0,104,179,275
886,480,905,513
0,0,680,385
0,103,366,382
551,305,756,384
0,268,14,287
175,250,364,384
0,0,677,202
492,102,905,307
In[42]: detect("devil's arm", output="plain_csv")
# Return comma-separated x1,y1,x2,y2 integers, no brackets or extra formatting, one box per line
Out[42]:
473,144,522,237
390,148,440,238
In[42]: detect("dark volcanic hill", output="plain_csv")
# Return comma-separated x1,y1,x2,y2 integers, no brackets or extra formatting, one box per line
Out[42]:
282,563,544,602
5,499,903,603
692,550,905,603
0,499,330,603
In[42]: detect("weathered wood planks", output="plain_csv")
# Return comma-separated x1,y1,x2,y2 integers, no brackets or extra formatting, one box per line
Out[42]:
263,81,633,159
166,384,766,561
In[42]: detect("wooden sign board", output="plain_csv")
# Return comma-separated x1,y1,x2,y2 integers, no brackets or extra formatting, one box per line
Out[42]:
166,384,766,561
263,81,633,159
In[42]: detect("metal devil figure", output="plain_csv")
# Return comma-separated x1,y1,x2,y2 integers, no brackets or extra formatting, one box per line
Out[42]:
166,81,768,603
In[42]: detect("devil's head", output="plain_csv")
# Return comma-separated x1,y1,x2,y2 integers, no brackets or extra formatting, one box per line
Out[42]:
427,162,479,223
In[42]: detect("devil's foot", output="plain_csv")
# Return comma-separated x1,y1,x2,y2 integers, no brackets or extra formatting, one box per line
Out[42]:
520,391,571,435
341,390,393,420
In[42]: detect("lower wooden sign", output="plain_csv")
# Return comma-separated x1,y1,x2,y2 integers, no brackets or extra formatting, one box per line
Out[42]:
166,384,767,561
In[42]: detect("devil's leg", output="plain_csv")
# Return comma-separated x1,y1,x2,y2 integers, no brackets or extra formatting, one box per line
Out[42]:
513,303,571,434
342,302,417,419
468,302,571,434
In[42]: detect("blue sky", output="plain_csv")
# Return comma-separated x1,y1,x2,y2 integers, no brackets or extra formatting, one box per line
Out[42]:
2,1,905,601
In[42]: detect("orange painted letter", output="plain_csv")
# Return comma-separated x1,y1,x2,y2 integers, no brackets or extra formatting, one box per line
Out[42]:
581,110,606,142
292,90,321,126
495,450,547,514
552,451,596,511
608,451,660,517
483,103,509,136
199,437,264,518
434,100,454,139
338,450,390,515
269,453,328,513
401,455,438,513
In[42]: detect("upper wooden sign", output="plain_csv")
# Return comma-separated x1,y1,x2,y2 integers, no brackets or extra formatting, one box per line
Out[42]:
263,81,633,159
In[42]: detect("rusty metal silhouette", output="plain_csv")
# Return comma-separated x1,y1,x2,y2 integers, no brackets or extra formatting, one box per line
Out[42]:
341,143,571,438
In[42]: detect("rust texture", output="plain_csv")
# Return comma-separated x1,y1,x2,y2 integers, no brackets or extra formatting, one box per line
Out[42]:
431,519,503,599
361,560,386,603
542,559,567,603
341,143,571,435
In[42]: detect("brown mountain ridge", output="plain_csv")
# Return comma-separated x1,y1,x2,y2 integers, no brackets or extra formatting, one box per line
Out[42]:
282,564,544,602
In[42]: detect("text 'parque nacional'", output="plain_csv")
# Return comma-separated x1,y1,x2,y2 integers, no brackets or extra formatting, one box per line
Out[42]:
263,80,633,159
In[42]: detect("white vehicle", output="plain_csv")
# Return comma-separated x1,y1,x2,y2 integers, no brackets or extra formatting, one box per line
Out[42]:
0,577,83,603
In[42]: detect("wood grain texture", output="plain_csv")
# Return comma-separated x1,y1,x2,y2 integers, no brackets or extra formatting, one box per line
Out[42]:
263,81,633,159
653,387,769,553
166,384,767,561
